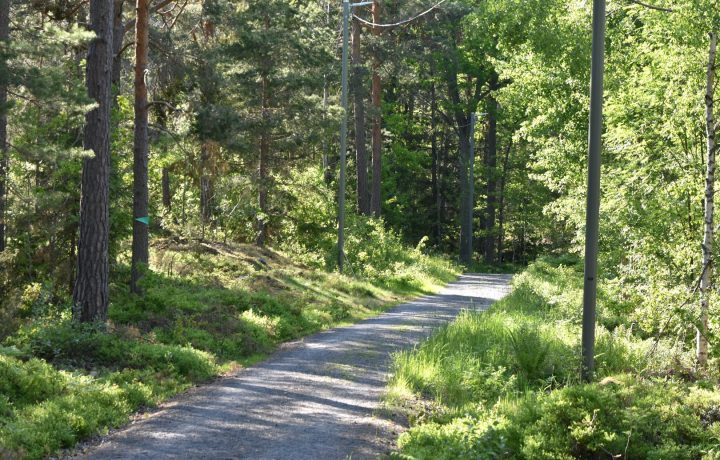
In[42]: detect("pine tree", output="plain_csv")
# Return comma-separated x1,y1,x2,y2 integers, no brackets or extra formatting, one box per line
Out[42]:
130,0,150,294
74,0,114,322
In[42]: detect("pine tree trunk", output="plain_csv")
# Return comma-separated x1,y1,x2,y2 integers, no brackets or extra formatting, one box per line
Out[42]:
162,168,172,211
458,122,473,265
698,31,717,367
496,141,511,261
111,0,124,95
430,79,441,245
352,17,370,215
446,54,474,264
482,93,498,263
130,0,149,295
199,141,214,229
73,0,114,322
256,73,270,247
370,0,382,217
0,0,8,254
322,1,332,185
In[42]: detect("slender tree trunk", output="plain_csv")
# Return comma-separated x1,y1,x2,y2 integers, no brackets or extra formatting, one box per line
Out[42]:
446,53,475,264
698,31,717,367
457,122,472,264
496,141,511,261
352,18,370,215
0,0,8,255
482,92,498,263
111,0,124,95
256,73,270,247
370,0,382,216
199,141,214,230
130,0,149,294
162,168,172,211
430,79,441,245
74,0,114,322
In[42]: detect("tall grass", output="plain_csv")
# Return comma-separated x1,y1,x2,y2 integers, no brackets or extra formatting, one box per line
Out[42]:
386,256,717,459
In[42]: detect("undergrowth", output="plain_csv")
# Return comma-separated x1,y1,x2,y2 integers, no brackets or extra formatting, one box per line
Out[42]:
386,256,720,459
0,239,458,459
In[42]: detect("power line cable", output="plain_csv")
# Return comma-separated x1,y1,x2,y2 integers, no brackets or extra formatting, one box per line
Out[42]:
352,0,449,29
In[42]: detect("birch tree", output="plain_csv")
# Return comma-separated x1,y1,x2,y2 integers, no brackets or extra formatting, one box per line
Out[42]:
698,31,717,366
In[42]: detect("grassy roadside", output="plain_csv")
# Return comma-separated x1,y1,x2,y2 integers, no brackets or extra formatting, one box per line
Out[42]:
385,256,720,459
0,240,458,459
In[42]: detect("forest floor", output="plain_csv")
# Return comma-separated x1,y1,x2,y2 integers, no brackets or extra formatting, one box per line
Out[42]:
66,273,511,459
1,241,460,459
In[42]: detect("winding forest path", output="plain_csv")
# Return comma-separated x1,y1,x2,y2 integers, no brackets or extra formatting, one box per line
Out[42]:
75,274,512,460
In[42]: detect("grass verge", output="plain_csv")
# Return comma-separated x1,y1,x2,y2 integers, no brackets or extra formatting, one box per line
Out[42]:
0,240,458,459
385,256,720,459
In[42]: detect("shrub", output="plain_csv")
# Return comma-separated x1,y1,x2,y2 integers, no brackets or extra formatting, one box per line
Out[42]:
388,257,711,460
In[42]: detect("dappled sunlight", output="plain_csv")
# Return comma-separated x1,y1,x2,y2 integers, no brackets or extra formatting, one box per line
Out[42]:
75,275,511,459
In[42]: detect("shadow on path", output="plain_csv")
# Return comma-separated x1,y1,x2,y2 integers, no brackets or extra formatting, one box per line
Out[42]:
74,274,512,460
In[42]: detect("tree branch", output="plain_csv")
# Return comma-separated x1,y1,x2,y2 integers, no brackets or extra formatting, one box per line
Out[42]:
627,0,674,13
146,100,180,112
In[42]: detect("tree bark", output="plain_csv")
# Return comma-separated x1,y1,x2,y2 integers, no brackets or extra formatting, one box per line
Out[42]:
370,0,382,216
698,31,716,367
322,1,332,185
111,0,124,95
162,168,172,211
430,78,441,245
199,141,214,230
496,141,512,261
482,91,498,263
445,48,474,264
457,120,473,265
74,0,114,322
0,0,9,254
130,0,149,295
352,17,370,215
256,73,270,247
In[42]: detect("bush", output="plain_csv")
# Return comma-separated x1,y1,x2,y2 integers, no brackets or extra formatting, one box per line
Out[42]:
388,257,711,460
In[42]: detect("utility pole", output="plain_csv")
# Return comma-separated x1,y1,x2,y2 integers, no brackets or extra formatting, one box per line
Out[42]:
582,0,606,382
338,0,372,273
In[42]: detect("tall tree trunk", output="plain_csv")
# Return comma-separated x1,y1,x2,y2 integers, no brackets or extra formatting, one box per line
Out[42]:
457,122,473,264
352,17,370,215
130,0,149,294
73,0,114,322
111,0,124,96
698,31,717,367
496,141,511,261
322,1,332,185
199,141,214,231
256,73,270,247
370,0,382,216
431,78,441,245
482,91,498,263
162,168,172,211
446,52,474,264
0,0,8,255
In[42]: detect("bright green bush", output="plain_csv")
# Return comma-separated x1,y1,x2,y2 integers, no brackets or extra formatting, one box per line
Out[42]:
0,239,459,459
278,166,457,292
389,256,710,459
398,378,720,459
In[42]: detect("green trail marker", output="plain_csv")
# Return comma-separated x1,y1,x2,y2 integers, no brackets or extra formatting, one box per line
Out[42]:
135,216,150,225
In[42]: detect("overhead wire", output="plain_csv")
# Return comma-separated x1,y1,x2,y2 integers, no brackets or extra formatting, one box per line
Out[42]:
352,0,449,29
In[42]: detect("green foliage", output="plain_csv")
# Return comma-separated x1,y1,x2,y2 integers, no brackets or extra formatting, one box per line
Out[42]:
0,241,458,458
387,257,712,459
278,166,459,292
396,377,720,460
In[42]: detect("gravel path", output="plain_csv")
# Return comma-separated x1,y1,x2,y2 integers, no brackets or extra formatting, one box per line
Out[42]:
75,274,512,460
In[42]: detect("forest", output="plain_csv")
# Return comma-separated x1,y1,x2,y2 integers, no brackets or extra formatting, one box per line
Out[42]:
0,0,719,458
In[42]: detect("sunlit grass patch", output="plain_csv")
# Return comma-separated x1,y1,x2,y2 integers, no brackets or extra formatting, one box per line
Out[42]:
1,239,460,458
386,256,714,459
